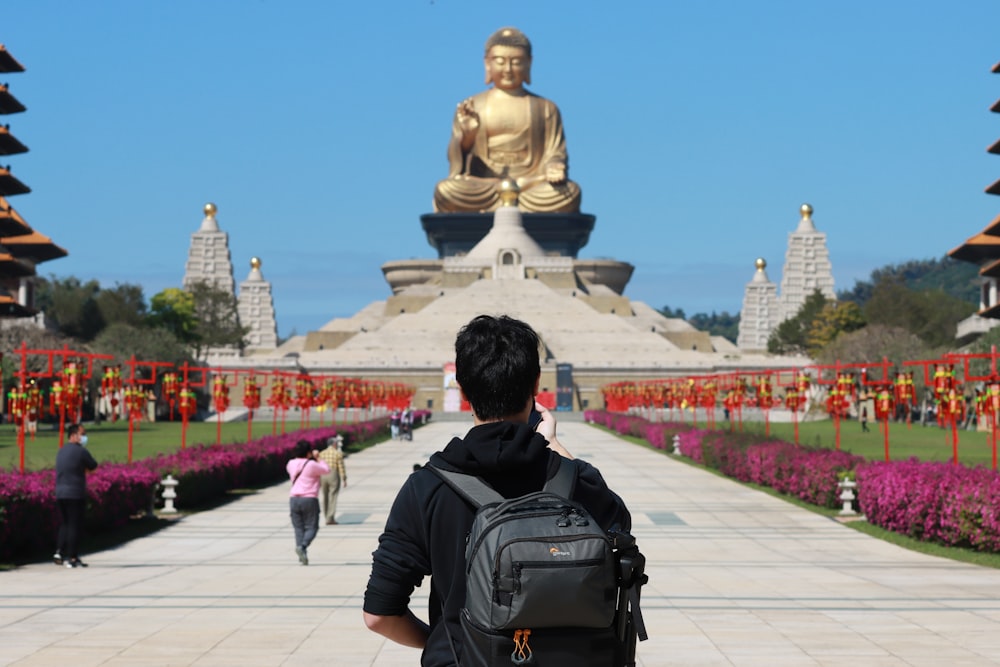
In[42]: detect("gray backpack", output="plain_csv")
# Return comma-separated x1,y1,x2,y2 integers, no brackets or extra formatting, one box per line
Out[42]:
430,459,647,666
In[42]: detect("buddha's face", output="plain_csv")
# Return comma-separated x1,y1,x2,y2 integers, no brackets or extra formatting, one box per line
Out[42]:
484,45,531,90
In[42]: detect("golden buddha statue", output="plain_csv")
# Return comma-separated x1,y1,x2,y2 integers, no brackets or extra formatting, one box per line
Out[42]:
433,27,581,214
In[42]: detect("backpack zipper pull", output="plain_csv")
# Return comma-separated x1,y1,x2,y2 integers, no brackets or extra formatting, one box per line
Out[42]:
511,629,534,664
556,510,571,527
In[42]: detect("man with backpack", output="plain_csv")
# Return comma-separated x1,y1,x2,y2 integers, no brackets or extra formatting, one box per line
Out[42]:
363,315,640,666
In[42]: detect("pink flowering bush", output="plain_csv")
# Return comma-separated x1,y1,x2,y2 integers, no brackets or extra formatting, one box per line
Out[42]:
0,417,398,562
598,411,1000,551
0,463,160,560
857,459,1000,552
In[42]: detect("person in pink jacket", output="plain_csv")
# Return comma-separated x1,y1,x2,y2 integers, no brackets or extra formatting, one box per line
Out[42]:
286,439,330,565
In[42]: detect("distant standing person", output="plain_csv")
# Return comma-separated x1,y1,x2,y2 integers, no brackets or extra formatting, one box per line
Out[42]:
54,423,98,568
861,405,870,432
390,409,401,440
318,436,348,525
286,440,330,565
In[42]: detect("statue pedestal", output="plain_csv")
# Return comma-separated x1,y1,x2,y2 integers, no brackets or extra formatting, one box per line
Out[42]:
420,212,595,258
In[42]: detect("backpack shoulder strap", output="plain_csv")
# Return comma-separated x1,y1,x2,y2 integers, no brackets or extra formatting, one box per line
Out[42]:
427,464,504,508
542,456,577,499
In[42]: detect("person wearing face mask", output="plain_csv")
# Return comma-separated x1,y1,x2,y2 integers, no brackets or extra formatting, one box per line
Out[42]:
54,423,98,568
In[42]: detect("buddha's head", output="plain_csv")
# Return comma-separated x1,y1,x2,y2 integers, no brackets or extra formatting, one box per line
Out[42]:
484,27,532,89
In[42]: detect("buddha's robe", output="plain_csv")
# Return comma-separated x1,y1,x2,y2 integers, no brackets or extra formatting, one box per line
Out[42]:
433,90,581,213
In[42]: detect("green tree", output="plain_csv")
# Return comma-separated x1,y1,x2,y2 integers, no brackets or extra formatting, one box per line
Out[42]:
863,278,974,348
90,323,193,370
35,276,104,340
805,301,866,356
839,255,978,307
95,283,147,328
688,311,741,344
187,280,248,358
767,290,830,355
147,288,197,343
816,324,932,367
657,305,686,320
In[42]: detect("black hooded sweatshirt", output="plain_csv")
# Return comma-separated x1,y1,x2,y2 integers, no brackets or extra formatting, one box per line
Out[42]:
363,421,631,667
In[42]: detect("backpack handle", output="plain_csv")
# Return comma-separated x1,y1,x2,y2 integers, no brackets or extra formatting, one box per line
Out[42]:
428,456,577,508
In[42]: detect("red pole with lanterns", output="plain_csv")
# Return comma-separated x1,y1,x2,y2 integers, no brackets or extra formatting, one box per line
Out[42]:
123,356,172,463
177,362,209,449
211,371,231,445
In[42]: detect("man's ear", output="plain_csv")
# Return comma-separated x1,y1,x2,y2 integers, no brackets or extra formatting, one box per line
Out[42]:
533,374,540,397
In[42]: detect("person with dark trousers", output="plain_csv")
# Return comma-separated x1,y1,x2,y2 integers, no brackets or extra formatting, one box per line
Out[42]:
54,423,98,568
362,315,631,665
286,439,329,565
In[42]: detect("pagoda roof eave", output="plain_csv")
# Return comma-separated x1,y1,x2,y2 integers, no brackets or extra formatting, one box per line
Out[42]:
0,253,35,277
0,46,25,74
0,86,26,115
1,230,69,263
0,127,28,155
981,212,1000,236
0,293,35,318
0,168,29,197
981,257,1000,277
0,197,34,237
990,137,1000,154
988,178,1000,197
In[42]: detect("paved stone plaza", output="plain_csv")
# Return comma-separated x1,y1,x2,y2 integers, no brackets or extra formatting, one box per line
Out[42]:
3,420,1000,666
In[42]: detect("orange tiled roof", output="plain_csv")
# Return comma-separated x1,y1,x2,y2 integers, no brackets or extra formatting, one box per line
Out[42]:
0,196,33,237
948,229,1000,263
0,252,34,277
0,126,27,156
0,46,25,74
0,83,25,115
1,229,67,263
0,166,29,197
0,292,35,317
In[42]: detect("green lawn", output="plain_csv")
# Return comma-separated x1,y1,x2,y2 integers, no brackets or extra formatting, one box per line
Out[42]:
0,415,353,471
686,414,999,468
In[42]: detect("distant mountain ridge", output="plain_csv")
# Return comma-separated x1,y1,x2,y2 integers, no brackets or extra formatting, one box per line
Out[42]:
837,256,979,307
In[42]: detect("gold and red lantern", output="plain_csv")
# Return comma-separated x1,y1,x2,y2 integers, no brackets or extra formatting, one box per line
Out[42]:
213,375,231,413
178,385,197,419
243,377,261,411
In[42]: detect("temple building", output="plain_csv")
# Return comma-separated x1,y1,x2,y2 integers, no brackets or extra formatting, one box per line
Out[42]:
237,257,279,353
198,27,811,411
182,203,235,294
181,203,279,358
223,182,808,411
736,203,836,352
0,44,67,321
736,258,781,351
949,61,1000,343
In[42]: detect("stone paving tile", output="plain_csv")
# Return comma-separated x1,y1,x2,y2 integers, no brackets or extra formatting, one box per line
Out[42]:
4,420,1000,665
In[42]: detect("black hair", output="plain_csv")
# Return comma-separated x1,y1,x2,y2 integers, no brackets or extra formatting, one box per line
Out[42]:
67,423,82,438
455,314,539,421
295,439,312,459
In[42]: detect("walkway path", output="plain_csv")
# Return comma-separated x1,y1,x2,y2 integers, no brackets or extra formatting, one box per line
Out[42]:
2,420,1000,666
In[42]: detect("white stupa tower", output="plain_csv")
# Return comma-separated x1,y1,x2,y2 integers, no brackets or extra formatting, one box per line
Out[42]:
237,257,278,351
182,202,236,294
778,203,835,319
736,258,780,351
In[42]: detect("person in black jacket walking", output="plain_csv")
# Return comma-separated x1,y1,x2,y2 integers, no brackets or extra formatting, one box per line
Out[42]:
54,423,98,568
362,315,631,666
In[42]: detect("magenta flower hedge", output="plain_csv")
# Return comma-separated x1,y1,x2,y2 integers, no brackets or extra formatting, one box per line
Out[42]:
589,409,1000,552
0,462,160,561
857,459,1000,552
0,416,399,562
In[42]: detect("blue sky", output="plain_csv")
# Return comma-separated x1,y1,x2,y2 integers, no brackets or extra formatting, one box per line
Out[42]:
3,1,998,338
